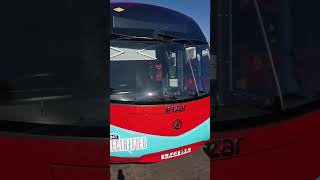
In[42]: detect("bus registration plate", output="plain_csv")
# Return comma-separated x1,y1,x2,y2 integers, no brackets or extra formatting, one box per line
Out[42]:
161,148,191,160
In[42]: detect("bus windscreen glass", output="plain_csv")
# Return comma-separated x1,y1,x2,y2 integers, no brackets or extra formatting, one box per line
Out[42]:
110,41,210,103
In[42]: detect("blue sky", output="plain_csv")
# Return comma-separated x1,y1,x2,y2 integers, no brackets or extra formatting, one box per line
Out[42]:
110,0,210,40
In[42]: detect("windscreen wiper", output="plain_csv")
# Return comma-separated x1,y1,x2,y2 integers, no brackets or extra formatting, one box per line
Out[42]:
111,32,208,45
111,32,167,42
155,32,208,45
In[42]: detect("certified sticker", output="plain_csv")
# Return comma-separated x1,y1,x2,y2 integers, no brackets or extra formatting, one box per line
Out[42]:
110,134,120,140
110,134,147,153
161,148,191,160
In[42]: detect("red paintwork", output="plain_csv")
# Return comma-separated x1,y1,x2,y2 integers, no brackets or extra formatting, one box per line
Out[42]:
111,141,205,163
0,135,109,180
110,97,210,136
110,97,209,163
211,110,320,180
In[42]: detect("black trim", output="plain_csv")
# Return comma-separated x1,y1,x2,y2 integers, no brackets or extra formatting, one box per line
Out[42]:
213,99,320,134
0,120,106,138
0,97,108,138
110,94,209,105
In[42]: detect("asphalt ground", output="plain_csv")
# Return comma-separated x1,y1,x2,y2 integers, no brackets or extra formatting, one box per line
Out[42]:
110,145,210,180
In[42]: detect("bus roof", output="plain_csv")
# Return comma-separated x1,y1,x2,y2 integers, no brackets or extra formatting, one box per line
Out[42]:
110,2,207,41
110,2,194,22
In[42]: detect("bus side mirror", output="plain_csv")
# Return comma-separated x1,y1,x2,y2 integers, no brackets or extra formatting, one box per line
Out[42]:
186,47,196,60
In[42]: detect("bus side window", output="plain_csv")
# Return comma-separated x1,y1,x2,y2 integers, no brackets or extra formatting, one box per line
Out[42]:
240,48,278,95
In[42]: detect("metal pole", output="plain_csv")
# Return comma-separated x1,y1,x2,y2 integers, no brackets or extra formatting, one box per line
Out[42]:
253,0,285,110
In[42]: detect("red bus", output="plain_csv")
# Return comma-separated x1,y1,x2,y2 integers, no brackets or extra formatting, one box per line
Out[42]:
210,0,320,179
110,2,210,163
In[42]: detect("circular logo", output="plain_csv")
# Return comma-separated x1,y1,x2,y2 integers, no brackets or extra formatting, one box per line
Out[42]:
173,119,182,129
